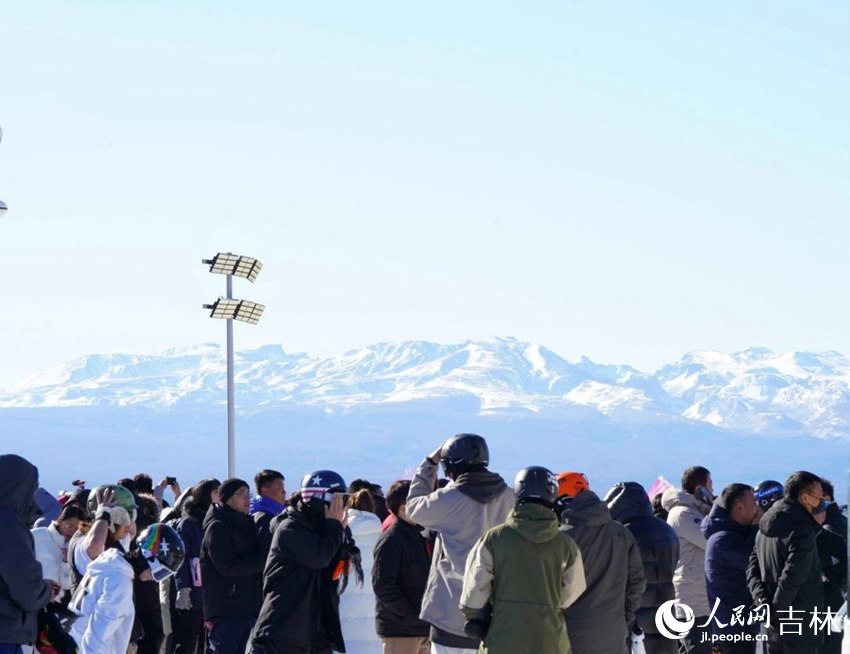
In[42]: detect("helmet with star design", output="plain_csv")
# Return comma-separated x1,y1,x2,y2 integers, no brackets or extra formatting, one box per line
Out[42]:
136,523,186,582
300,470,347,506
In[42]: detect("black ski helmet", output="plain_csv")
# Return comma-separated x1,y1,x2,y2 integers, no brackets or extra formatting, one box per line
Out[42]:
137,523,186,582
301,470,347,505
514,466,558,507
754,480,784,510
440,433,489,478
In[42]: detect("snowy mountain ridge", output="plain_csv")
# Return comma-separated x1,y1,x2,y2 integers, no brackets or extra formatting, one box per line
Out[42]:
1,337,847,438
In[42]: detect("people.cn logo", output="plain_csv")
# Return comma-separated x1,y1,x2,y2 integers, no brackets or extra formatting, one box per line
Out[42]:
655,600,696,640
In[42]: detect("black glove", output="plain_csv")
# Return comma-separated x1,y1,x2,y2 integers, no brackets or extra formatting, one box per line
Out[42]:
463,606,492,641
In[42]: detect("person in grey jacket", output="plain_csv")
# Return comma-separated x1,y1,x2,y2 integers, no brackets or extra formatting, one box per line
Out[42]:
560,485,646,654
406,434,514,654
661,466,715,654
0,454,55,652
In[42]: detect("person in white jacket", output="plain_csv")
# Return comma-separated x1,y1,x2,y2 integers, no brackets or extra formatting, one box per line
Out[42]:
70,522,185,654
338,490,384,654
31,503,87,600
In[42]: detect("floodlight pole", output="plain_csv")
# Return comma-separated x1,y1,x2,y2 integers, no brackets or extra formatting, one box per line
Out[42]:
226,273,236,478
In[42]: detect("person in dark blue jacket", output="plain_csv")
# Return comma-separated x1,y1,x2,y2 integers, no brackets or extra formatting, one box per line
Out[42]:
0,455,55,654
700,483,761,654
605,481,680,654
173,478,220,654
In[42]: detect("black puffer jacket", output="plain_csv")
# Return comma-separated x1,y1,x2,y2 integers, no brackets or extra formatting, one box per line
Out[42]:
372,518,432,638
561,490,646,654
0,455,54,645
200,503,265,620
251,502,345,654
606,482,679,653
746,498,824,646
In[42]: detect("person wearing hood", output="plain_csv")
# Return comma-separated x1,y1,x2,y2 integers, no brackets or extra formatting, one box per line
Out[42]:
406,434,514,654
0,455,56,653
250,470,349,654
200,478,266,654
747,471,826,653
32,488,63,529
661,466,715,654
339,490,384,653
560,478,645,654
250,470,287,557
461,467,586,654
173,479,220,654
604,481,680,654
700,484,761,653
70,522,185,654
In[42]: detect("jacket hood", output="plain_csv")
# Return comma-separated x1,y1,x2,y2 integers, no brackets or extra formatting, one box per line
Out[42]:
250,495,286,517
453,470,509,504
346,509,383,538
605,482,653,522
759,497,818,538
561,490,611,527
0,454,40,522
508,502,560,543
700,502,748,539
87,547,134,580
661,488,711,516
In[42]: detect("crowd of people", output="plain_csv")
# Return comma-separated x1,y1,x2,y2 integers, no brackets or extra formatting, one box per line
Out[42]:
0,435,846,654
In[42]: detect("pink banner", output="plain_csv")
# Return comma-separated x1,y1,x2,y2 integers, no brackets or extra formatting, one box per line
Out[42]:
647,476,674,499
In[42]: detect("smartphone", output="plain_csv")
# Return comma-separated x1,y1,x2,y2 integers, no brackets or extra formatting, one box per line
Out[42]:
166,476,178,485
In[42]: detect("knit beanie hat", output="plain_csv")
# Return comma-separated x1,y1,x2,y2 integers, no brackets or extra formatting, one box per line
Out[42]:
218,478,249,504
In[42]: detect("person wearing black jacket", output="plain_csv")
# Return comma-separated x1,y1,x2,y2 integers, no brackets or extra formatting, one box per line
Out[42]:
372,480,432,654
250,470,348,654
201,478,266,654
746,471,826,653
0,455,55,653
605,481,680,654
814,509,846,654
819,479,847,542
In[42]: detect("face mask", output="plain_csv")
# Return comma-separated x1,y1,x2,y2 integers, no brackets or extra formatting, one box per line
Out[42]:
811,498,827,516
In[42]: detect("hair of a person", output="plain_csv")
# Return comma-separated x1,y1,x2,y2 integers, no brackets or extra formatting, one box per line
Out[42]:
348,489,375,513
820,478,835,500
192,478,222,512
58,503,87,522
651,494,668,520
348,479,372,494
681,466,711,495
254,469,284,495
117,478,140,497
784,471,822,502
718,483,753,512
133,473,154,495
289,490,302,506
386,480,411,517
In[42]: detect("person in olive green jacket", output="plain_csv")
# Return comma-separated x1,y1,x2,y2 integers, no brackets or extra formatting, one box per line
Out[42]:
460,466,586,654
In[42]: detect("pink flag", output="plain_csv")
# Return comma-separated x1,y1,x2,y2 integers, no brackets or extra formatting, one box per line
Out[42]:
647,476,674,500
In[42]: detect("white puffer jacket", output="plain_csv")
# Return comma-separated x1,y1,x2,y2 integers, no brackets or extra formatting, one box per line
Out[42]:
69,549,136,654
338,509,384,653
32,523,71,592
662,488,712,617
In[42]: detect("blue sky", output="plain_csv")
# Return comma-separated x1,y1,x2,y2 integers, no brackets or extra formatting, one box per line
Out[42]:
1,1,848,386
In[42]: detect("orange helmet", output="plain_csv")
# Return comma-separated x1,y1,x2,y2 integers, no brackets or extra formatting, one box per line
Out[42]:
557,471,589,499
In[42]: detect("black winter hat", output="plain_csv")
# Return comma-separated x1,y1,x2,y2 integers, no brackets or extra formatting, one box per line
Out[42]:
218,478,249,504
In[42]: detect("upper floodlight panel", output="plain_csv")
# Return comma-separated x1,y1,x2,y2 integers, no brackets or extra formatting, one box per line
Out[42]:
203,252,263,282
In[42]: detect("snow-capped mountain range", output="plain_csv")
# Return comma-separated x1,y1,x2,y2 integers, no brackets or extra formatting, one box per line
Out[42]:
2,337,848,439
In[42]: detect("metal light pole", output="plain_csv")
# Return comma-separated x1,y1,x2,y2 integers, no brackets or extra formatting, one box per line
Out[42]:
202,253,264,478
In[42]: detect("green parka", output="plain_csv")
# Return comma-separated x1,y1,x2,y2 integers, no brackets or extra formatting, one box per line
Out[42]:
460,502,586,654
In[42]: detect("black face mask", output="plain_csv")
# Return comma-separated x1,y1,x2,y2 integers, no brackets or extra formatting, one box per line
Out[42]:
811,498,827,516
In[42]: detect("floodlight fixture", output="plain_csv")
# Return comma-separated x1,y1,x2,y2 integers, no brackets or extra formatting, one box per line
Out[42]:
201,252,262,282
203,298,266,325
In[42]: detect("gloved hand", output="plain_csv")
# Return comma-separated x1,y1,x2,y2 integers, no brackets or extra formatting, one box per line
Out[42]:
462,606,492,641
175,587,192,610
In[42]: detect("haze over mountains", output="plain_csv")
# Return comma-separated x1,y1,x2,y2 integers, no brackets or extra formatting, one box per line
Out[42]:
1,338,846,496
